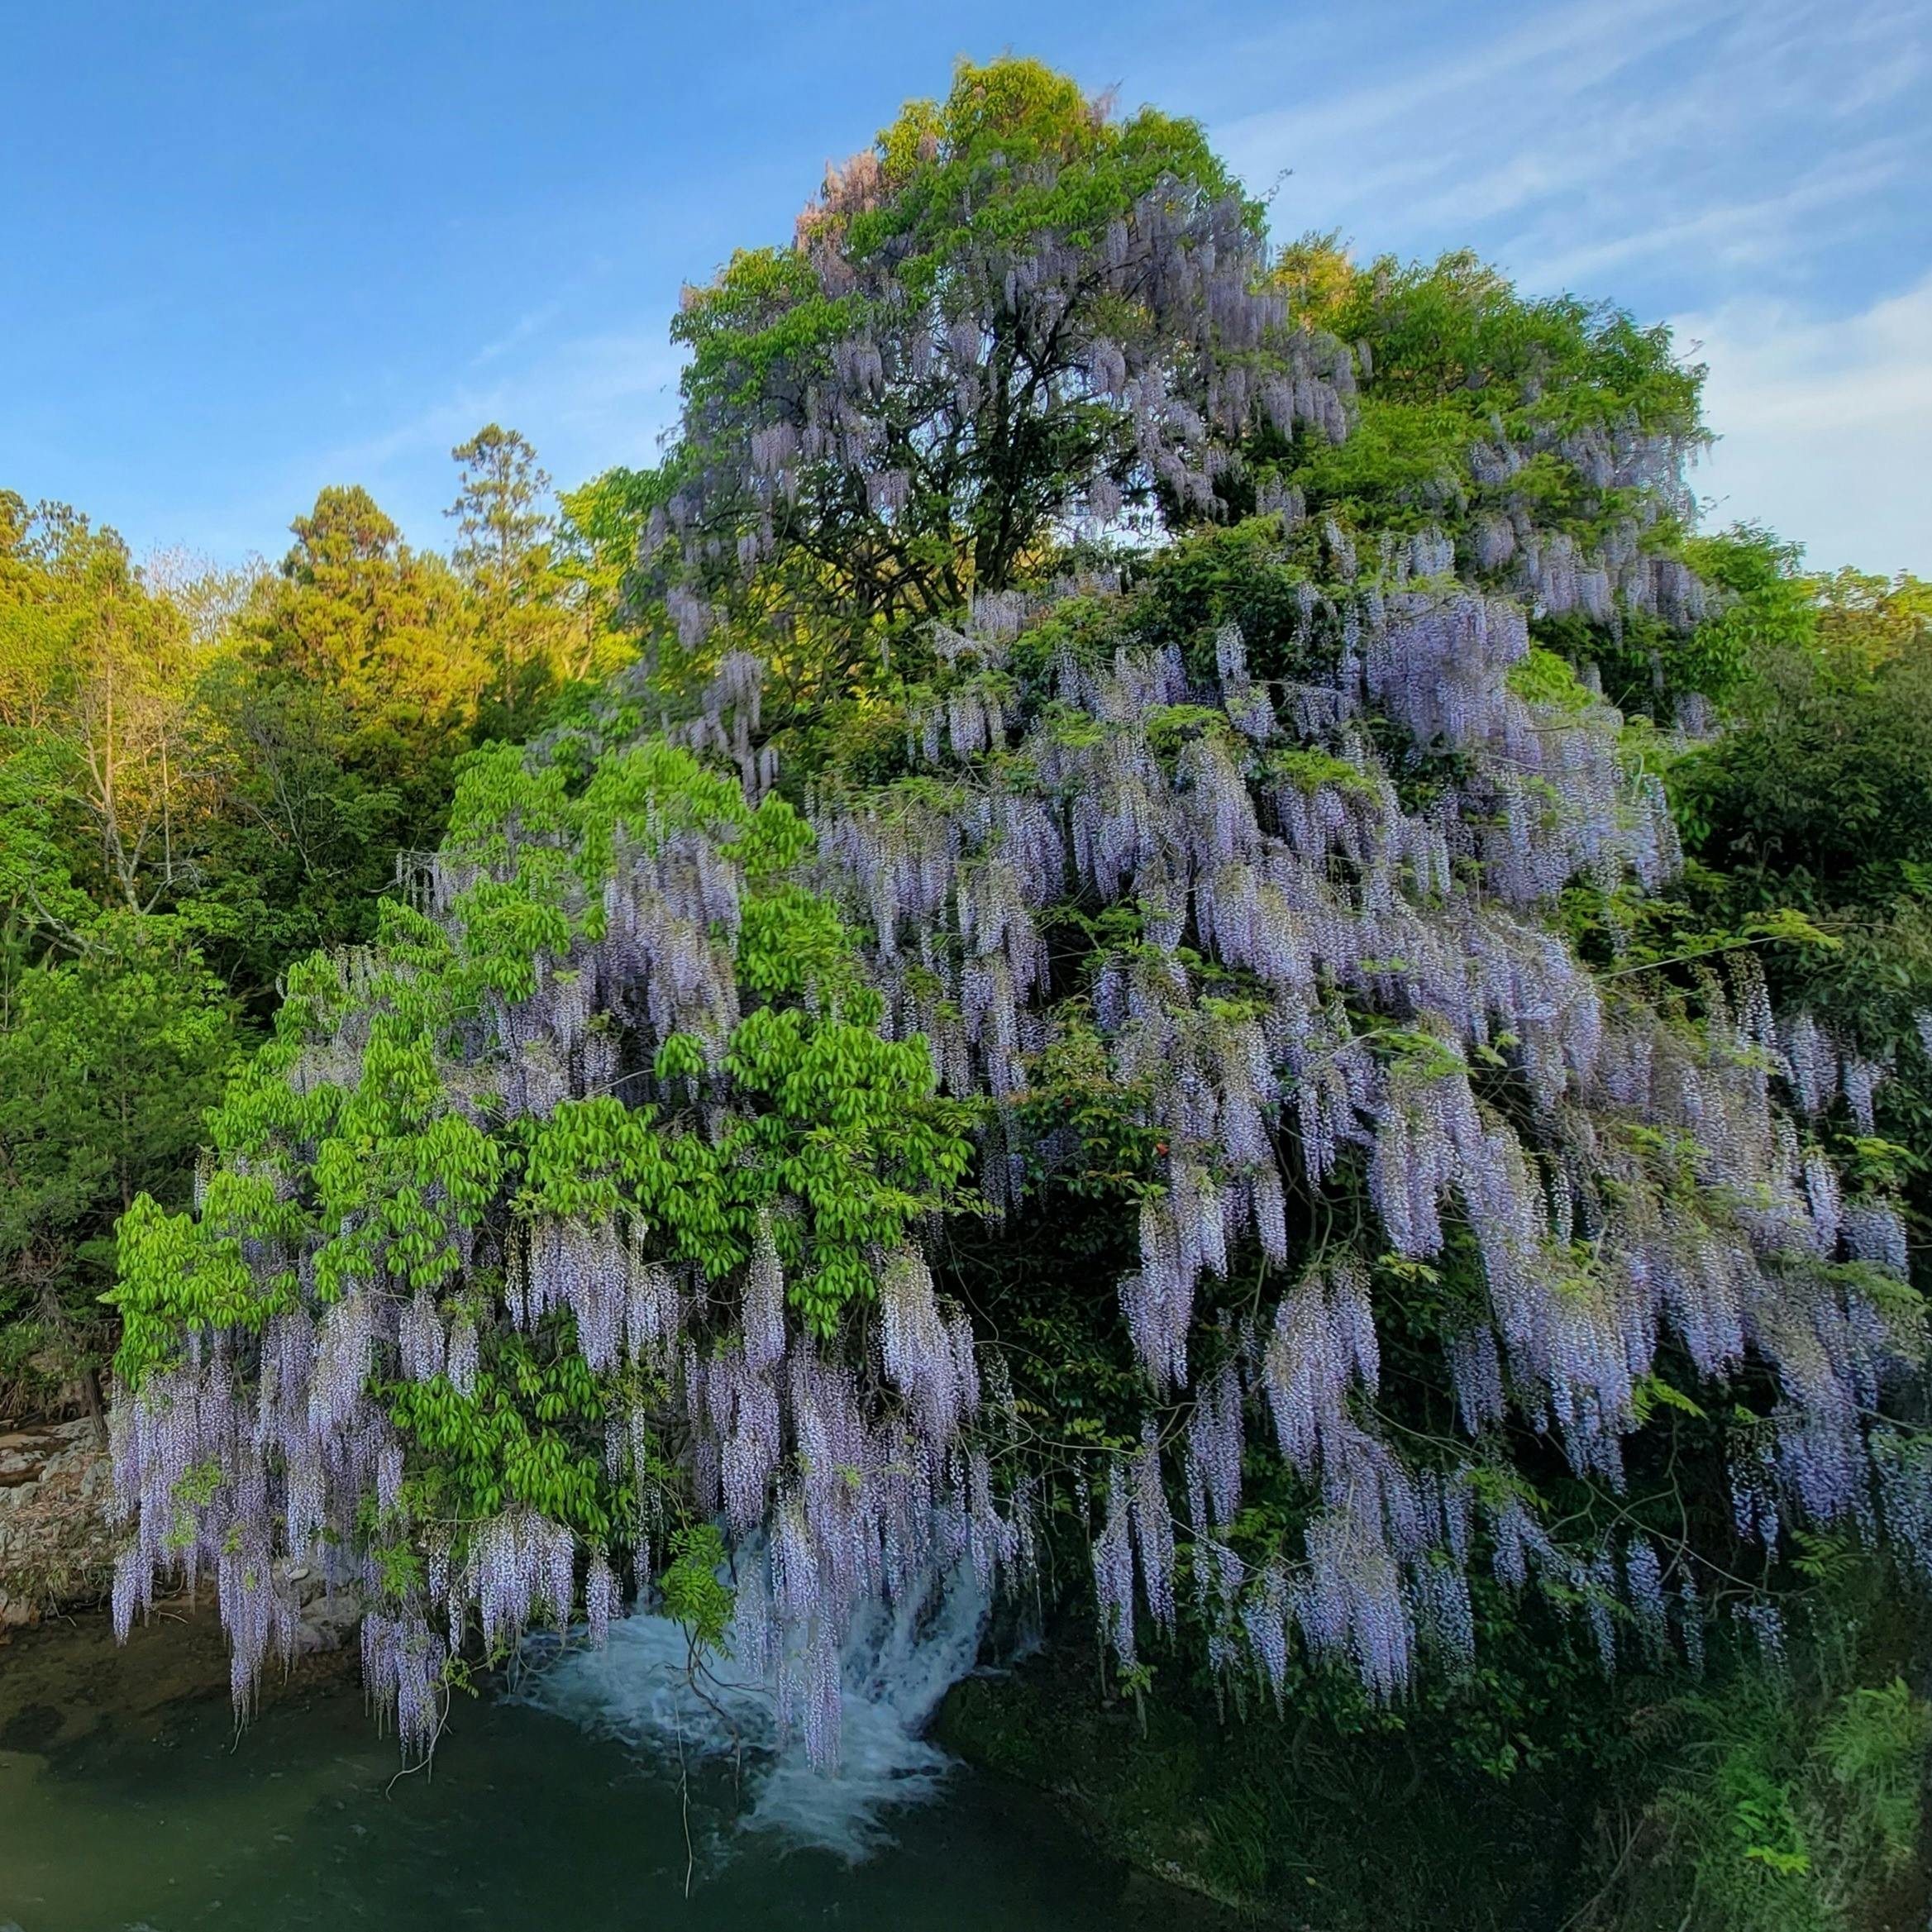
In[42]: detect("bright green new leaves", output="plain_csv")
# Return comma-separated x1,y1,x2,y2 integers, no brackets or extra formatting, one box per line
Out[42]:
515,996,973,1335
111,1195,258,1386
441,734,809,963
721,1002,972,1331
659,1522,734,1646
389,1342,609,1537
842,59,1249,290
737,885,856,999
312,1091,501,1302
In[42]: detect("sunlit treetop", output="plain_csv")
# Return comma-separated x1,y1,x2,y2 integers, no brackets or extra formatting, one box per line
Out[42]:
648,58,1349,691
612,63,1725,747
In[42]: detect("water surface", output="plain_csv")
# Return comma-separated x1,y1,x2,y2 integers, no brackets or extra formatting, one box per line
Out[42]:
0,1610,1211,1932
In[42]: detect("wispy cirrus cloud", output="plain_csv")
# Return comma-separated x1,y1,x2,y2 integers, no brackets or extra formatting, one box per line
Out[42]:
469,302,565,371
291,325,684,540
1529,141,1915,289
1173,0,1931,570
1206,0,1928,321
1217,0,1709,167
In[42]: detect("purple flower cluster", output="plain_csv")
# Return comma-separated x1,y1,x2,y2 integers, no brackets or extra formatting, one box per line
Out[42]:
794,541,1920,1700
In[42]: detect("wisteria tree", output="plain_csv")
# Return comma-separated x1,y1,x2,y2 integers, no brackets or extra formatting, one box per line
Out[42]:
103,61,1932,1790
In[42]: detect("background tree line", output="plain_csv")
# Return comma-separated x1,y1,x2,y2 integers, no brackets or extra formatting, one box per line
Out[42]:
0,429,625,1418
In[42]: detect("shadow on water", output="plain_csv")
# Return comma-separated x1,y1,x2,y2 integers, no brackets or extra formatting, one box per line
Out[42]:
0,1610,1241,1932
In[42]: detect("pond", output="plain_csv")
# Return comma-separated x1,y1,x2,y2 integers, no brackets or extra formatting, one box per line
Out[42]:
0,1607,1219,1932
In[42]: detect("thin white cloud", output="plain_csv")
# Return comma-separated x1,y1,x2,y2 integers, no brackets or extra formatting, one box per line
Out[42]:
315,393,497,483
470,301,565,370
1529,141,1911,288
1682,273,1932,575
535,330,685,437
1210,0,1928,317
1218,0,1710,165
295,324,685,543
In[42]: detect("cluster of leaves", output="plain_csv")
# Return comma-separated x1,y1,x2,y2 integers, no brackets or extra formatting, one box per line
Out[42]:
1669,549,1932,1235
1270,240,1727,713
0,914,236,1414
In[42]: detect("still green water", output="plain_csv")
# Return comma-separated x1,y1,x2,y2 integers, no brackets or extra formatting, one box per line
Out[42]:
0,1612,1205,1932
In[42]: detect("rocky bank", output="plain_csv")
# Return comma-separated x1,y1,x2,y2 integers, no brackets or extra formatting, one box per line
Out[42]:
0,1419,114,1627
0,1419,355,1655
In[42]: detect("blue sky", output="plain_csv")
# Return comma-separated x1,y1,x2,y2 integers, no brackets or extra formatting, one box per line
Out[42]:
2,0,1926,575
